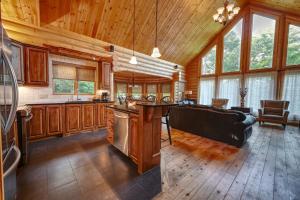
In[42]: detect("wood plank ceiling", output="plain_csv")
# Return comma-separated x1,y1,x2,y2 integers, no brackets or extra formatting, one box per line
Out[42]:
1,0,299,66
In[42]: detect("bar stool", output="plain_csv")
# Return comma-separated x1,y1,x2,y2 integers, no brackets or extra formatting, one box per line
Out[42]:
146,95,156,102
160,96,173,145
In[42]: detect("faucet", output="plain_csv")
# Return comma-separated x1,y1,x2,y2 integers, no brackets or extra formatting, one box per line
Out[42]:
76,87,81,101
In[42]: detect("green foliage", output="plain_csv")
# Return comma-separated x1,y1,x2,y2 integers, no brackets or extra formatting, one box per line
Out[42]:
53,79,74,94
223,30,241,72
287,25,300,66
78,81,95,94
250,32,274,69
202,46,216,74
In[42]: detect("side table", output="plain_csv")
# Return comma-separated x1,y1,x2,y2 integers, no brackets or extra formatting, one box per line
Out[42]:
230,106,253,114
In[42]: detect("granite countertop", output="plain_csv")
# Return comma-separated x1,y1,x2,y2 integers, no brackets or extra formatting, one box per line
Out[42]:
108,105,139,114
136,102,178,107
25,100,114,105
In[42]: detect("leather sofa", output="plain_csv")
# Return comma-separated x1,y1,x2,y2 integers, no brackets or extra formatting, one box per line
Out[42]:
169,105,256,147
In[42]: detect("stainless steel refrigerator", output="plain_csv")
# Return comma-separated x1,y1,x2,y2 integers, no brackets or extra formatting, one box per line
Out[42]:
0,24,20,200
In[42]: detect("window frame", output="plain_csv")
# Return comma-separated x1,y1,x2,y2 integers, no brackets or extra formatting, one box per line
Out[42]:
200,42,218,76
246,9,281,73
282,16,300,69
52,64,96,95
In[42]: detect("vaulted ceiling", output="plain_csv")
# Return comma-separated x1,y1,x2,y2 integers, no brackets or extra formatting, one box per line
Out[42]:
1,0,300,66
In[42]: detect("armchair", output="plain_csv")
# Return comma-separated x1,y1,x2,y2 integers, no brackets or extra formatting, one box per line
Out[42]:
258,100,290,129
212,98,229,109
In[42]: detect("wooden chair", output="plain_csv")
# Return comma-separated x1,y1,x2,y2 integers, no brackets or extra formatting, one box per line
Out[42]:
146,95,156,102
160,96,173,145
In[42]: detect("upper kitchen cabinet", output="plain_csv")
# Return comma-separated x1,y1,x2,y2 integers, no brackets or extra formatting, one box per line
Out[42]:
11,41,24,84
98,61,111,90
24,46,49,86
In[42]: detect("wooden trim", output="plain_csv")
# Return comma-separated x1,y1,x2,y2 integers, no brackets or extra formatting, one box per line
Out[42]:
0,128,4,200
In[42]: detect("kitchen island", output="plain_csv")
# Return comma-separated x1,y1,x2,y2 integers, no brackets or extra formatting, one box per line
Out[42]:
106,103,177,174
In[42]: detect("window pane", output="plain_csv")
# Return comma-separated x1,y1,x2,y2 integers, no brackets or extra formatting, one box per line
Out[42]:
53,79,75,94
287,24,300,66
282,70,300,120
245,73,276,112
199,78,215,105
162,83,171,97
201,46,216,75
116,83,127,98
223,19,243,72
147,84,157,96
78,81,95,94
218,76,241,108
132,85,142,99
250,14,276,70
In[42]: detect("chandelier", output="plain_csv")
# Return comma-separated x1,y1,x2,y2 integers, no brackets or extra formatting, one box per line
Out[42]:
213,0,240,25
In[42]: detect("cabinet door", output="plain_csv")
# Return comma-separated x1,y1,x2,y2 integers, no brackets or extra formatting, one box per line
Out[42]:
106,109,114,144
29,106,46,139
98,62,111,89
11,42,24,84
66,104,81,133
129,114,139,163
82,104,95,130
96,104,105,128
24,46,48,86
46,105,62,135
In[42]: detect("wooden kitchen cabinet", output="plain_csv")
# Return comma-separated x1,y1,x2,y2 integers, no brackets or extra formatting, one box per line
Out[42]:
29,106,46,139
46,105,63,136
96,103,106,128
82,104,95,130
98,62,111,89
11,41,24,84
129,114,139,164
24,46,48,86
65,104,81,134
106,108,114,144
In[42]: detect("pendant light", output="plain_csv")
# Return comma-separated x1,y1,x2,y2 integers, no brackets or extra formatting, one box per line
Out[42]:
151,0,161,58
129,0,138,64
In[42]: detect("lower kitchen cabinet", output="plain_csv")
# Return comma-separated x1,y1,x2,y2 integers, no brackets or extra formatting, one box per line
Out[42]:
129,114,139,164
65,104,82,134
29,106,46,139
46,105,63,136
106,108,114,144
82,104,95,130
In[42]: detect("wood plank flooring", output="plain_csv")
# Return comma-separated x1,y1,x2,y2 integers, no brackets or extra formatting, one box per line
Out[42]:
157,124,300,200
17,124,300,200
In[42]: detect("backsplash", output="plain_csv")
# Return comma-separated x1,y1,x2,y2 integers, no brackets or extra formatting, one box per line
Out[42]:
18,54,98,106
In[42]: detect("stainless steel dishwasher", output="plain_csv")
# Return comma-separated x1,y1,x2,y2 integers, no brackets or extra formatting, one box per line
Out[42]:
113,111,129,155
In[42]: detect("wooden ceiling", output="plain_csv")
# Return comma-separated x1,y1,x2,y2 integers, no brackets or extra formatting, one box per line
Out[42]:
1,0,300,66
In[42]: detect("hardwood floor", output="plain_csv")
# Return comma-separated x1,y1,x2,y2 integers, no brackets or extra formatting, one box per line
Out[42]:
17,124,300,200
158,124,300,200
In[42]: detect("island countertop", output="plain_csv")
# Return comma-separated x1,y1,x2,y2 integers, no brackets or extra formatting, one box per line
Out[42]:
107,105,139,114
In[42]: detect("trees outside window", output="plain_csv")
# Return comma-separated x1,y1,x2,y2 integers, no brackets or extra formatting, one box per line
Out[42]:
287,24,300,66
201,46,216,75
250,14,276,70
223,19,243,72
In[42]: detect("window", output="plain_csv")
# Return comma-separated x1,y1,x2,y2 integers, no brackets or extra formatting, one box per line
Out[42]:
245,73,276,112
147,84,157,96
116,83,127,100
161,83,171,97
77,68,95,94
282,70,300,120
199,77,215,105
53,65,76,94
132,84,142,99
201,46,217,75
250,14,276,70
286,24,300,66
218,76,241,108
223,19,243,72
52,64,95,95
